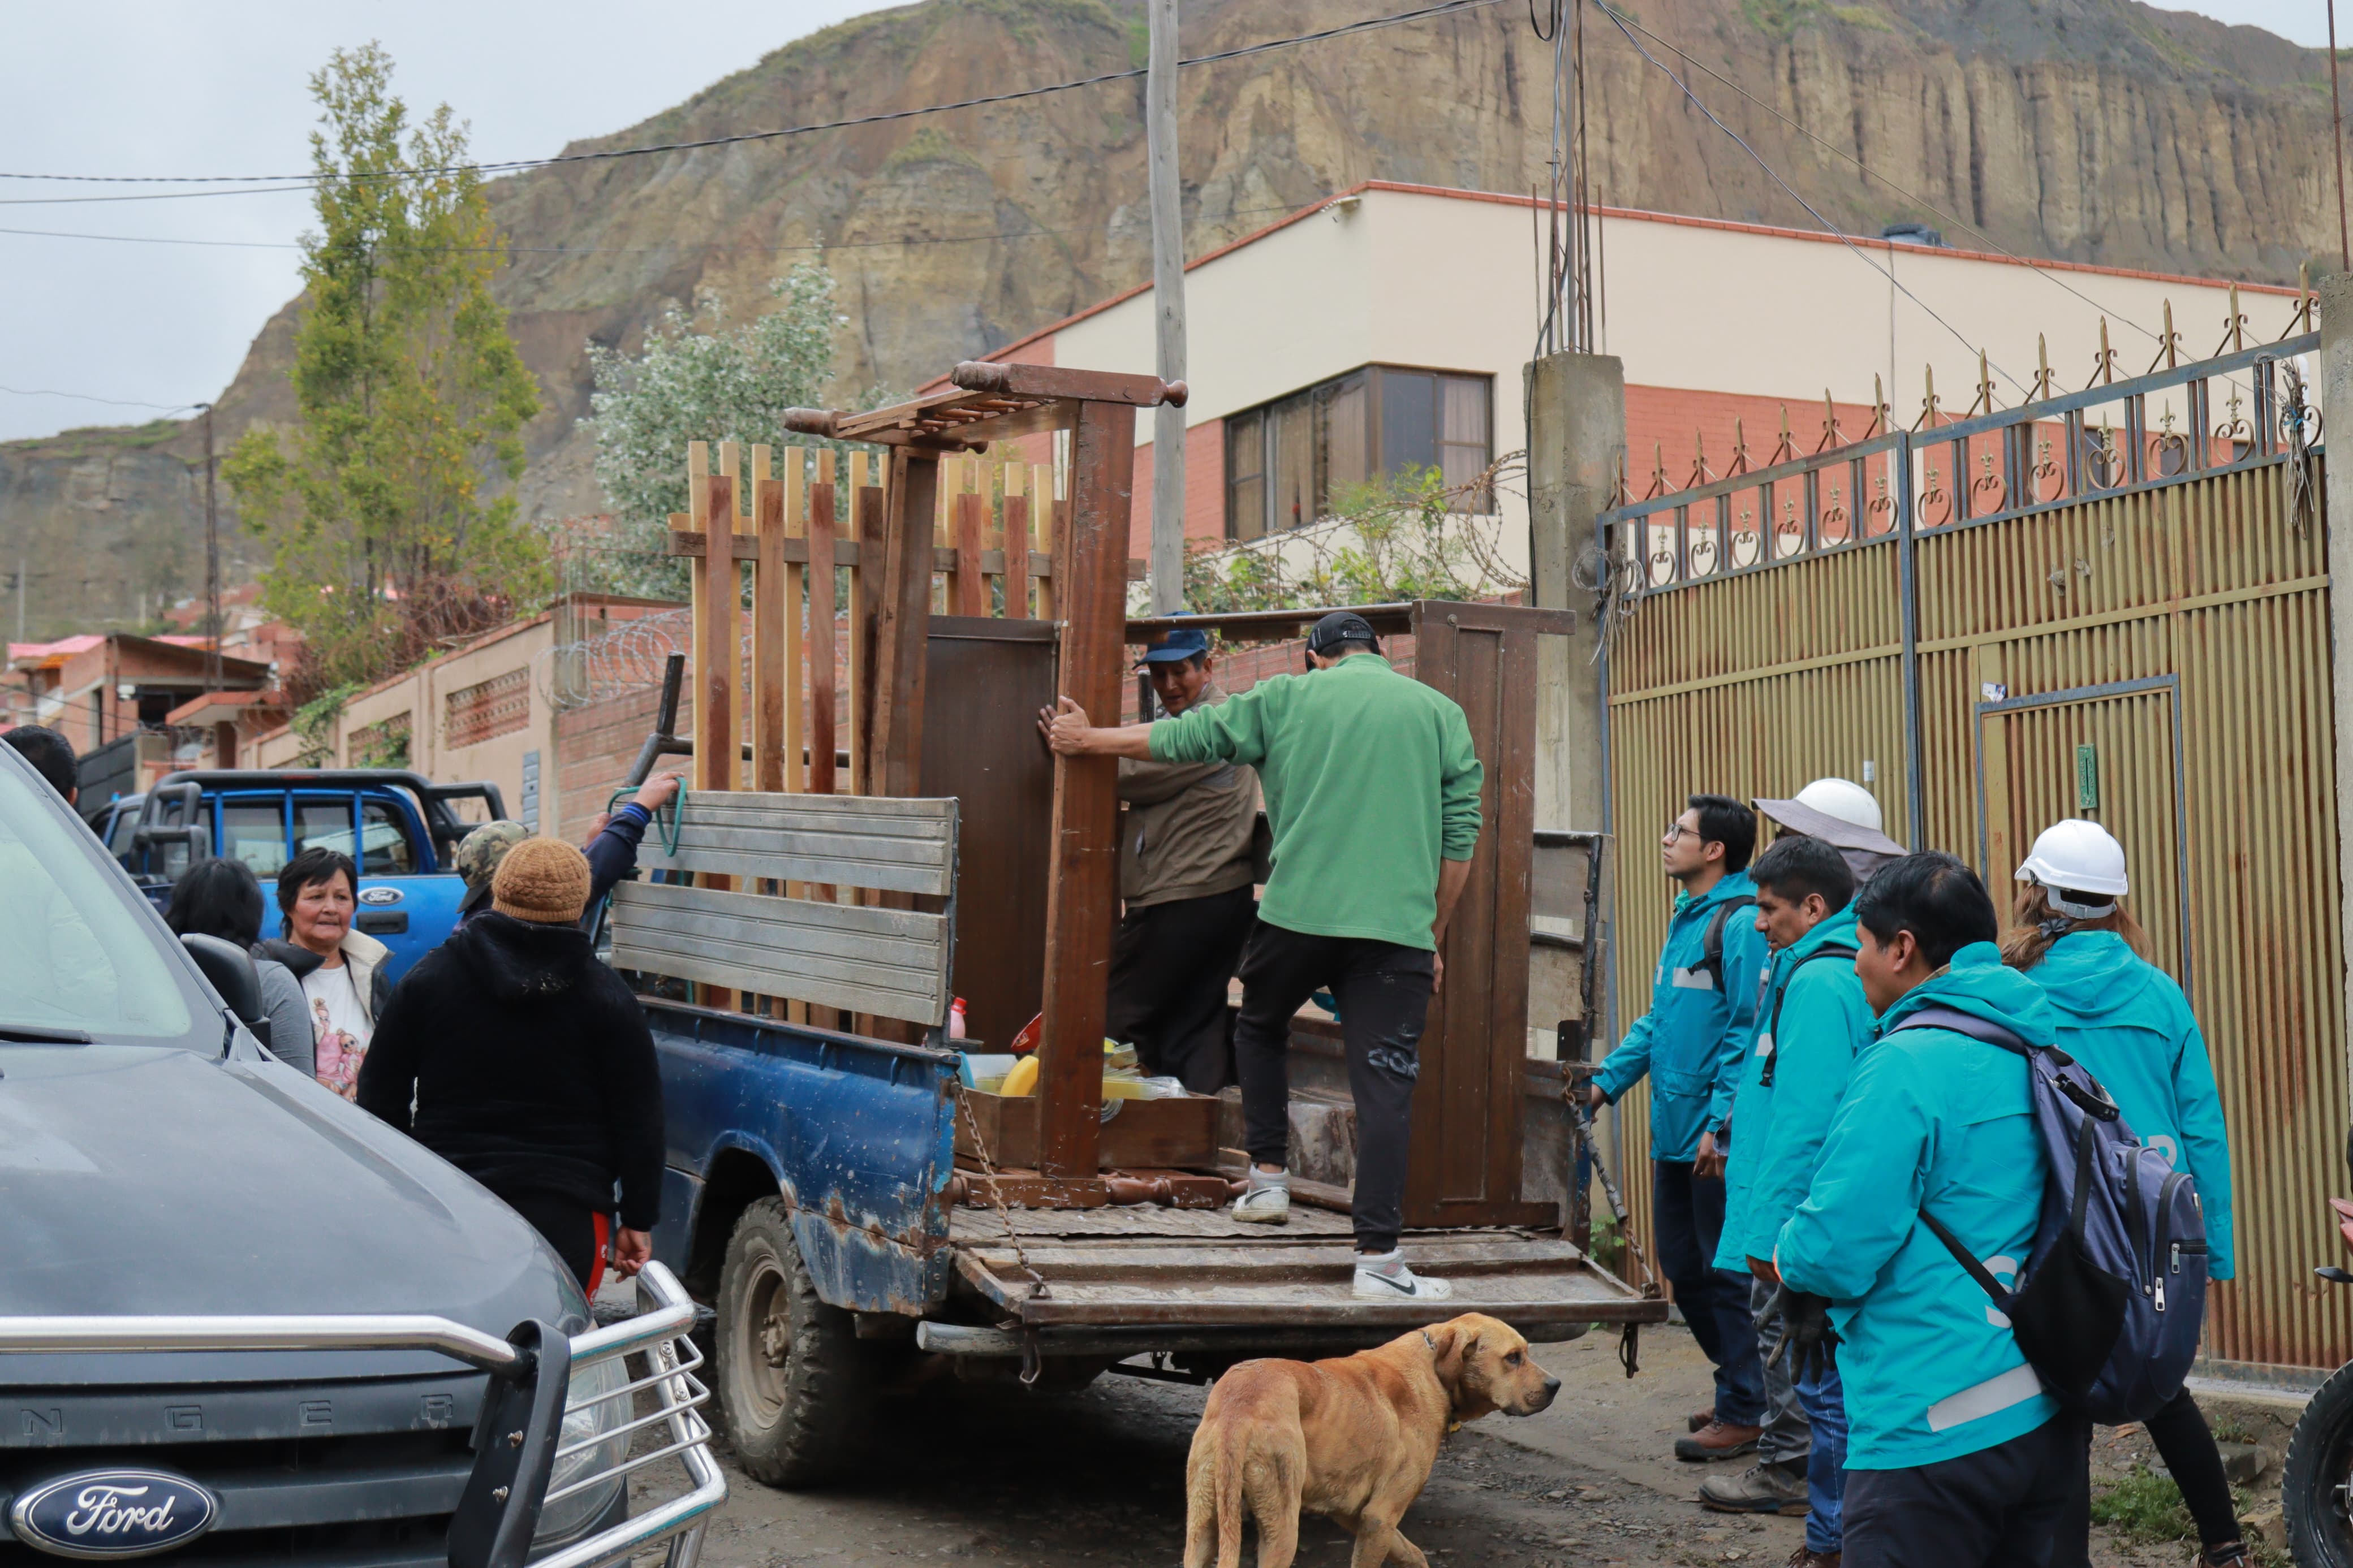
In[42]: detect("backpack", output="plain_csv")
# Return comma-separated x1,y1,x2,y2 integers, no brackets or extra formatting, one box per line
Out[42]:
1891,1005,2208,1426
1688,896,1757,992
1759,945,1859,1088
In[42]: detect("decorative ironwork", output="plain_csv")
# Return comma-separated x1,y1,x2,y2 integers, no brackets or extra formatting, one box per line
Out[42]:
1600,317,2317,598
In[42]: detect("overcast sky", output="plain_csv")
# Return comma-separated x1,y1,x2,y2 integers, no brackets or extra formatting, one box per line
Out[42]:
0,0,2326,444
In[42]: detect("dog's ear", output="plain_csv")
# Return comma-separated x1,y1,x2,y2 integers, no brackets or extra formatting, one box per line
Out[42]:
1427,1319,1479,1388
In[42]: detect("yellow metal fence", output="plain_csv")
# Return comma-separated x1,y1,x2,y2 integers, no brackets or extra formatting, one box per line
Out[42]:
1597,333,2345,1369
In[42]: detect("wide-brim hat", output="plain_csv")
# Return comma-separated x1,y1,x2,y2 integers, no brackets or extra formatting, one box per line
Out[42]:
1752,794,1907,859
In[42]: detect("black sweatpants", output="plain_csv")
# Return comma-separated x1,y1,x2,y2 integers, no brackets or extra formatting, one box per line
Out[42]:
1843,1413,2089,1568
2058,1390,2240,1561
1232,920,1434,1254
506,1192,604,1291
1104,884,1256,1094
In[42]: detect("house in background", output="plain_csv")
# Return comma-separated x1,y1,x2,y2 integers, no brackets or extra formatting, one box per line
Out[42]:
940,182,2299,579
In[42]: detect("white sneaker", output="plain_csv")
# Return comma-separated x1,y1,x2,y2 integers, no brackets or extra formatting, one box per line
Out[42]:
1231,1181,1290,1225
1352,1252,1453,1299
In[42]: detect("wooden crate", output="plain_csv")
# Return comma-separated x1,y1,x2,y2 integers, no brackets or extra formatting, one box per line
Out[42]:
955,1089,1219,1171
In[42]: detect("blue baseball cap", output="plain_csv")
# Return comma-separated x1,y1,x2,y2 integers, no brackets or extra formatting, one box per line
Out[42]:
1136,626,1211,668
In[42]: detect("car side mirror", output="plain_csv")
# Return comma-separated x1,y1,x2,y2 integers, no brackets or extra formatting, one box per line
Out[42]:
180,934,262,1030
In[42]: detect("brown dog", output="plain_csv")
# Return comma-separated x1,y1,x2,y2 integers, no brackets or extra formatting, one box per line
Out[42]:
1182,1312,1561,1568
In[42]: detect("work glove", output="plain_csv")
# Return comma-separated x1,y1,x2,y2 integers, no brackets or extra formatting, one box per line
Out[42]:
1762,1285,1838,1383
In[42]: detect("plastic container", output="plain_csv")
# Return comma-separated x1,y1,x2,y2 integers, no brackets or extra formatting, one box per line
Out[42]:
948,997,968,1040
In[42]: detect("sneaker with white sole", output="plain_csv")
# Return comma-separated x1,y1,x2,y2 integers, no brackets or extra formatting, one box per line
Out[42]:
1352,1252,1453,1299
1231,1182,1290,1224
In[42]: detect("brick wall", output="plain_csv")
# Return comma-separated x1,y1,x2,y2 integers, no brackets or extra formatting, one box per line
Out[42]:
554,683,693,845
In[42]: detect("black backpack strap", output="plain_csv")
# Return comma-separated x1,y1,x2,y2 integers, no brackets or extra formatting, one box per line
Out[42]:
1693,896,1757,988
1760,944,1859,1087
1917,1210,2018,1311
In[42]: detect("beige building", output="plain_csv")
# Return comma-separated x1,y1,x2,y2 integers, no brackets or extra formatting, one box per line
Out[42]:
947,182,2305,574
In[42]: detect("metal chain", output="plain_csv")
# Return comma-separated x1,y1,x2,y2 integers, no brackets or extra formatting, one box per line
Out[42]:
951,1082,1049,1301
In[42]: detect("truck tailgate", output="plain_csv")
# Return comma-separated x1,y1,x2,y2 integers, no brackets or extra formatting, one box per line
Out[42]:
949,1207,1664,1332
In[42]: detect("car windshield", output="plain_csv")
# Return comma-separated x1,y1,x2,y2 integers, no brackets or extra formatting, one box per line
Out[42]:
0,763,204,1045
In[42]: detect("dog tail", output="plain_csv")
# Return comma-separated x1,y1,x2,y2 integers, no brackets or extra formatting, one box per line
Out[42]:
1183,1423,1249,1568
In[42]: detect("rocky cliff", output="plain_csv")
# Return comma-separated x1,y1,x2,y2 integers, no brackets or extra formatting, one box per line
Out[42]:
3,0,2335,640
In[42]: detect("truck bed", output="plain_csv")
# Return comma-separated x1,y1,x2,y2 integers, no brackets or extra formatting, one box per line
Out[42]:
947,1204,1660,1334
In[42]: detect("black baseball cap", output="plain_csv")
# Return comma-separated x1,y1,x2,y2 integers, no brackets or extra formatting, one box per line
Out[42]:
1305,611,1380,664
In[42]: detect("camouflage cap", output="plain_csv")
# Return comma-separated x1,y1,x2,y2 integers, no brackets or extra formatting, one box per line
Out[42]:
454,820,532,905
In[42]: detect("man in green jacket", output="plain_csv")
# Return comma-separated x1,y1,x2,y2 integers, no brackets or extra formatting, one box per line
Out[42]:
1041,611,1483,1299
1105,626,1260,1092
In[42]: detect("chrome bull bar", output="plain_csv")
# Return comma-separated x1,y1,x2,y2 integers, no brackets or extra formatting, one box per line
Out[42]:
0,1260,726,1568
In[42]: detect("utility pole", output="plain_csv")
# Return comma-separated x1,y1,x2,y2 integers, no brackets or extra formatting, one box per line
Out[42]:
1145,0,1187,616
2333,0,2350,273
197,403,221,693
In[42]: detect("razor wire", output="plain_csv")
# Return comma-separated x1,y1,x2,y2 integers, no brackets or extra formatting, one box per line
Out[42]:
536,608,693,712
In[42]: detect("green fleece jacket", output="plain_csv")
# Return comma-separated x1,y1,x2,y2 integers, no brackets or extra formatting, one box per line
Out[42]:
1147,653,1482,949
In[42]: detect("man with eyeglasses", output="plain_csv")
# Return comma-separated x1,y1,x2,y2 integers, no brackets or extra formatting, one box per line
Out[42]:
1587,793,1772,1463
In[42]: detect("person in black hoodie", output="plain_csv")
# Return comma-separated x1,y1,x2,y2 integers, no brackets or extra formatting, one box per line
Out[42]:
357,837,663,1291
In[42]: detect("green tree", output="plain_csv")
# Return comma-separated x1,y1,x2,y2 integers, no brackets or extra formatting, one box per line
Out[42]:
581,264,885,599
225,43,545,696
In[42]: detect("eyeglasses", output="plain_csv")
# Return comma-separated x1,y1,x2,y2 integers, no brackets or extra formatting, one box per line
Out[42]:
1664,822,1699,842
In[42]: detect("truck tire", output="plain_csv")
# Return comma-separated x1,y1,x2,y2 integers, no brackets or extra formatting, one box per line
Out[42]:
714,1198,863,1487
2285,1355,2353,1567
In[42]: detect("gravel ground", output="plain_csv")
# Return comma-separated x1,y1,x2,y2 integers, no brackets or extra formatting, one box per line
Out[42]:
626,1321,2260,1566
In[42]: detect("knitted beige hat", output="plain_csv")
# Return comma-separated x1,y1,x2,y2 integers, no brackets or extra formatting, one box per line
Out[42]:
491,837,592,925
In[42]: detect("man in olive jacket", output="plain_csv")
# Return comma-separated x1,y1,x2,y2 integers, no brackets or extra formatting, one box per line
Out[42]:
1105,626,1260,1092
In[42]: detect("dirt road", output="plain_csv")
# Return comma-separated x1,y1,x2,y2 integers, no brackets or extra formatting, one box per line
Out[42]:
635,1321,2219,1566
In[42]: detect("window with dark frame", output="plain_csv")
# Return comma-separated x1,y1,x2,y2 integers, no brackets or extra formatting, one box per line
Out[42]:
1222,365,1494,538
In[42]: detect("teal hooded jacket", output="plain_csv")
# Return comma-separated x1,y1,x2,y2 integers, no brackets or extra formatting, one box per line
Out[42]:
1594,871,1769,1163
1774,943,2061,1469
2018,930,2234,1280
1713,908,1872,1272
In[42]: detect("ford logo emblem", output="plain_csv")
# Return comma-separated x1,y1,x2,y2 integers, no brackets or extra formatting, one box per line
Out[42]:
356,886,404,906
8,1470,218,1560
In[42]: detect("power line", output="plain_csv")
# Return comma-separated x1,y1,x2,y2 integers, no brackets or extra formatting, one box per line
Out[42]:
0,383,198,411
1589,4,2163,344
0,204,1301,256
0,0,1509,202
1591,0,2027,398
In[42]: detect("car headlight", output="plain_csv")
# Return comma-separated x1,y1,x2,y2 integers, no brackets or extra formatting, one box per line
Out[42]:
532,1352,631,1547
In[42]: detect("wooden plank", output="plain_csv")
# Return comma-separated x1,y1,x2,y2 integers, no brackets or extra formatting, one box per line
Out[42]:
1036,400,1136,1176
953,1090,1218,1170
871,451,941,800
636,791,956,894
955,486,988,617
665,530,1138,583
1002,466,1029,619
609,880,951,1026
851,460,886,797
751,454,787,794
808,452,841,795
951,361,1183,408
1033,464,1056,620
782,451,806,793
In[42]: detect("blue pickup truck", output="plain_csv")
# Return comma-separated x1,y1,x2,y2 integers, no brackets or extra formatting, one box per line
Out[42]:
91,770,507,984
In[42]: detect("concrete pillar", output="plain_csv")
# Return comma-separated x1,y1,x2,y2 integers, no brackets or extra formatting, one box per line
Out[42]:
2319,277,2353,1105
1523,351,1625,833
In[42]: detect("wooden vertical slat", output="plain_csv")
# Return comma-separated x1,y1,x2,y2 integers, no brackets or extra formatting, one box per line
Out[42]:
1033,462,1057,621
955,484,988,617
872,450,941,800
809,450,841,794
1036,401,1137,1177
1003,463,1031,619
691,442,739,1012
751,447,787,794
854,460,889,795
782,450,807,794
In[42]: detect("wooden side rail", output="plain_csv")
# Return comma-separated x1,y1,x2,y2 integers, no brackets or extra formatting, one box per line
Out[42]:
610,792,959,1029
634,791,956,895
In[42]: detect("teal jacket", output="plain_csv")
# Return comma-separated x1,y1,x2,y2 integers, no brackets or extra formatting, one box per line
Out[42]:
1594,872,1768,1163
1714,908,1871,1272
2020,931,2234,1280
1774,943,2061,1469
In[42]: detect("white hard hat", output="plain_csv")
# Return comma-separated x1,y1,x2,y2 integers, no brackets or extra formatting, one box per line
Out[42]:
1793,776,1884,833
1752,777,1906,863
2015,819,2128,902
